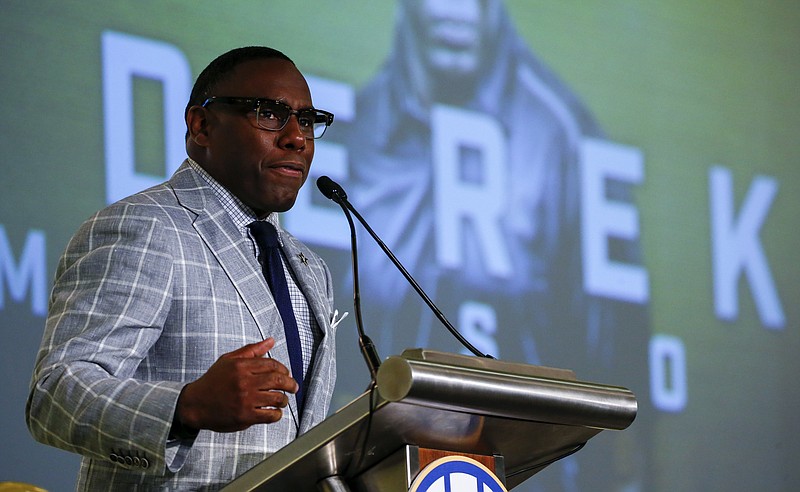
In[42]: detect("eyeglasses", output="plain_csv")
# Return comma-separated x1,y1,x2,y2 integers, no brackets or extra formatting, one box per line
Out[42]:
202,96,334,139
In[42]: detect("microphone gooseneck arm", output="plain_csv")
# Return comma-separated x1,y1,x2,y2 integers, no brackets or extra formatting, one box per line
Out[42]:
316,177,382,380
316,176,492,360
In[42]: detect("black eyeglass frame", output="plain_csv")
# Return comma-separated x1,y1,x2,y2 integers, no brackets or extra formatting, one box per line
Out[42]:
201,96,334,139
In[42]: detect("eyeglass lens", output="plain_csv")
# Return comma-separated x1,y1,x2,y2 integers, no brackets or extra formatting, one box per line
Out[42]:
255,100,328,139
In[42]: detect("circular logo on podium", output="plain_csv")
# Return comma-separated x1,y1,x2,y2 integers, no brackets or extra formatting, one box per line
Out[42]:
409,456,507,492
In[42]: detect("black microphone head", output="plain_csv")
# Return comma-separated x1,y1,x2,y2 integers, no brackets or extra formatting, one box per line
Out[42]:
316,175,347,201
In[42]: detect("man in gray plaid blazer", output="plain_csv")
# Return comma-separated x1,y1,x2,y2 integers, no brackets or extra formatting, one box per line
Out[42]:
27,47,338,490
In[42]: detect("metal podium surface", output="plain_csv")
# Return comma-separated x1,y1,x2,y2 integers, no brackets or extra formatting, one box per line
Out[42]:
223,350,637,491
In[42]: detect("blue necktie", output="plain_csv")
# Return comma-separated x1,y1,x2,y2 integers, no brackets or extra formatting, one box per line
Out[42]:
248,221,305,411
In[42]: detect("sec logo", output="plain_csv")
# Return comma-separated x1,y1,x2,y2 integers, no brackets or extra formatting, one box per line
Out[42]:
409,456,508,492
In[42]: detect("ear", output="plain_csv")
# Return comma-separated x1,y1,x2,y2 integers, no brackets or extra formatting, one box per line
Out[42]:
186,106,211,147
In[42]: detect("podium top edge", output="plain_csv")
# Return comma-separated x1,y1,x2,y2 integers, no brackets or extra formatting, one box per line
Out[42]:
400,348,577,381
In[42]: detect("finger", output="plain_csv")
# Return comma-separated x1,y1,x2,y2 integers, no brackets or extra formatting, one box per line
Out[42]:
246,369,299,394
223,406,286,430
221,338,275,360
251,406,285,425
239,357,292,376
253,389,291,409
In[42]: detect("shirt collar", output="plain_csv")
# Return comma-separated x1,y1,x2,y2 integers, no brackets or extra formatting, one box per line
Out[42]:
186,157,282,240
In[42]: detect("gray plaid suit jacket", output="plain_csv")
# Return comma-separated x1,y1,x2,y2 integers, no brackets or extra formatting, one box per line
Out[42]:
26,161,337,490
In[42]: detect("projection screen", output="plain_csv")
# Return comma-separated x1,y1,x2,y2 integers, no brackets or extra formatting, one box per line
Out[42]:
1,1,798,490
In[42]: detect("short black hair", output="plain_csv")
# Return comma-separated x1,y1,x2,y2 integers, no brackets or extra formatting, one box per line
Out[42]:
185,46,294,119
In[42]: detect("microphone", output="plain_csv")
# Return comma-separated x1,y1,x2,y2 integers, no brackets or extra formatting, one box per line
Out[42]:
316,176,382,380
316,176,492,360
316,175,346,202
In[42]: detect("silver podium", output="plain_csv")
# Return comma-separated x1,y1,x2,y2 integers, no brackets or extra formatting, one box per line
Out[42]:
223,349,637,491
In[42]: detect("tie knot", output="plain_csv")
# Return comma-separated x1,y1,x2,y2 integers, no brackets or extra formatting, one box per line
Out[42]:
248,221,280,249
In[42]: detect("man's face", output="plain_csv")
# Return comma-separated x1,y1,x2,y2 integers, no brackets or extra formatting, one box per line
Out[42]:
193,58,315,217
410,0,484,76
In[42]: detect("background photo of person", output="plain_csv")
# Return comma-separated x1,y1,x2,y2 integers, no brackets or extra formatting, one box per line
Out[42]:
2,1,798,491
332,0,649,489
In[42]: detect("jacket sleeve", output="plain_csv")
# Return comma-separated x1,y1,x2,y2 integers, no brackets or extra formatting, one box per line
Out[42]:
26,202,193,474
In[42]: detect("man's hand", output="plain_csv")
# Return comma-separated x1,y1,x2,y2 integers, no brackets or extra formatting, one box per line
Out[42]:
175,338,298,433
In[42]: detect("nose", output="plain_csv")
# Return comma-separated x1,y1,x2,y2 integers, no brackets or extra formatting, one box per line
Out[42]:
277,114,308,150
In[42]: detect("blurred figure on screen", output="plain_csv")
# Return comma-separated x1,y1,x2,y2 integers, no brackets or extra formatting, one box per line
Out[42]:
343,0,651,490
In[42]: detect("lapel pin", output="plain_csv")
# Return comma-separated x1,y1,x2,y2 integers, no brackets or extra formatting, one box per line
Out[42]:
297,252,309,266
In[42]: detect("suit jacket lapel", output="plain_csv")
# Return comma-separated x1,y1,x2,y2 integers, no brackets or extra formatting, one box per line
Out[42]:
282,240,331,338
281,234,336,429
